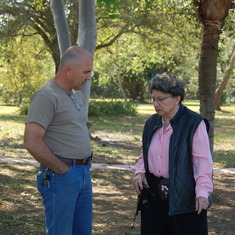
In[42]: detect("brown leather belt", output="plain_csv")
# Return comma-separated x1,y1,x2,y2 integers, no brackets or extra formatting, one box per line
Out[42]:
58,156,92,165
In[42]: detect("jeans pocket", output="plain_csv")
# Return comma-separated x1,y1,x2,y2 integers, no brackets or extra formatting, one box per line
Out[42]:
51,166,74,185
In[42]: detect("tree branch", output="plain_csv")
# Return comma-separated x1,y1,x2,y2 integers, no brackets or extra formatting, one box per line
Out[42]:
0,32,38,38
96,24,130,50
50,0,71,55
192,0,200,7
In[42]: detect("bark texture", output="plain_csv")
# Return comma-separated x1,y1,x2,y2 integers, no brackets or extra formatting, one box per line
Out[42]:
79,0,97,118
194,0,233,150
50,0,71,57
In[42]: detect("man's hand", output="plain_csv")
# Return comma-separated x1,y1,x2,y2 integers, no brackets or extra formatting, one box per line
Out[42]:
133,173,148,195
196,197,209,214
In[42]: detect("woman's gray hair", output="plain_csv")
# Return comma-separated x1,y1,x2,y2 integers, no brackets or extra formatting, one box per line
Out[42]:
149,73,185,102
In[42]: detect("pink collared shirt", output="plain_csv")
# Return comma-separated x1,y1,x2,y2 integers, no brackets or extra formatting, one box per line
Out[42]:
132,120,213,198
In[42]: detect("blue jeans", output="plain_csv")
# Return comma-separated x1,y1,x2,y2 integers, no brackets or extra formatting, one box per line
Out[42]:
37,164,92,235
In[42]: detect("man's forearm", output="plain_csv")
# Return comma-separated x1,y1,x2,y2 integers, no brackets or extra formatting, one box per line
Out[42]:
25,139,69,174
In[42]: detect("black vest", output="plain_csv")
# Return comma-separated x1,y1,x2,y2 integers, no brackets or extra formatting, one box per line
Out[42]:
142,104,209,215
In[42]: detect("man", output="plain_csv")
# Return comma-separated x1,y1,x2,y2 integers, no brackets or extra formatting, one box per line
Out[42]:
24,46,94,235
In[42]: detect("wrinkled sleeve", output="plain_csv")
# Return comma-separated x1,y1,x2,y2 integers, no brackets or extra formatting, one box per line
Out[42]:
132,151,146,176
26,93,55,129
192,120,213,199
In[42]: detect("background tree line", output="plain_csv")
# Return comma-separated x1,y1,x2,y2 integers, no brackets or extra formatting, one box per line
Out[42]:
0,0,235,149
1,0,234,106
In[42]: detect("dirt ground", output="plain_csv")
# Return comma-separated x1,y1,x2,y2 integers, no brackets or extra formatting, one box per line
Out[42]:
1,104,235,234
0,132,235,235
1,164,234,235
91,170,235,235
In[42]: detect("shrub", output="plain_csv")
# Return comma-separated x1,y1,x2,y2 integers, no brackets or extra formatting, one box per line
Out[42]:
19,100,138,116
88,100,137,116
19,103,30,116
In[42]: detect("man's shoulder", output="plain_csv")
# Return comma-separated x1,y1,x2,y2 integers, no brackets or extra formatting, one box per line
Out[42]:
38,80,57,94
34,80,64,100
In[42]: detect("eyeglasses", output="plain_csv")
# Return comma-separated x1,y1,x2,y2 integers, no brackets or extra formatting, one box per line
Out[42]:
152,96,172,103
67,93,81,111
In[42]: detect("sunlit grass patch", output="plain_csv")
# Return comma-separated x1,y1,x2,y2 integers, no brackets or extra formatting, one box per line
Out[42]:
0,105,20,115
213,150,235,168
0,101,234,168
136,103,155,115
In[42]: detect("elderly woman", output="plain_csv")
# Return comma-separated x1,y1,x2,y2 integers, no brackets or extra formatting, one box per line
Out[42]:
133,73,213,235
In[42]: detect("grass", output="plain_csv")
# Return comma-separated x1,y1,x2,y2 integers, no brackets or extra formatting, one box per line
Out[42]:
0,101,235,167
0,101,235,234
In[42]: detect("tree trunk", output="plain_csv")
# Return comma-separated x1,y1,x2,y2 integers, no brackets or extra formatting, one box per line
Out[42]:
194,0,234,151
215,43,235,110
198,20,221,150
50,42,61,73
50,0,71,57
78,0,97,118
116,75,127,101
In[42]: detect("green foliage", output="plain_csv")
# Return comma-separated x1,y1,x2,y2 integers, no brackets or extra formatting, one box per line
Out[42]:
18,103,30,116
217,14,235,105
18,99,138,117
97,0,123,18
0,0,60,69
94,0,202,101
1,0,235,105
90,71,123,98
0,32,54,106
88,100,137,116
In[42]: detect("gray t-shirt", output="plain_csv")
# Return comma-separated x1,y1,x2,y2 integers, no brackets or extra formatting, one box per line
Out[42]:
26,80,92,159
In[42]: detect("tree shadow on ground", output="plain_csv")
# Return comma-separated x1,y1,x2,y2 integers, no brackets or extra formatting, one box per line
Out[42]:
0,165,234,235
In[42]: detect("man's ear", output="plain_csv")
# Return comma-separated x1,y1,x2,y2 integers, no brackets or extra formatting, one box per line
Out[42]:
64,65,72,77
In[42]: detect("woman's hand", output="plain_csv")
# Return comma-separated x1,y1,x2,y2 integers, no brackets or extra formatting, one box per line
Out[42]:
133,173,149,195
196,197,209,214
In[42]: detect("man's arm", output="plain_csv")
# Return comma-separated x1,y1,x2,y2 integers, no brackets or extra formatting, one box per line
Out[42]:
24,122,69,174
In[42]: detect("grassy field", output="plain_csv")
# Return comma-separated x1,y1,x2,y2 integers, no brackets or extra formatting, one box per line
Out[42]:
1,100,234,167
0,101,235,234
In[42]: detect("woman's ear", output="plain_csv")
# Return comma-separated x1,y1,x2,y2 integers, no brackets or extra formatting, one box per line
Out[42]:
175,95,181,104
